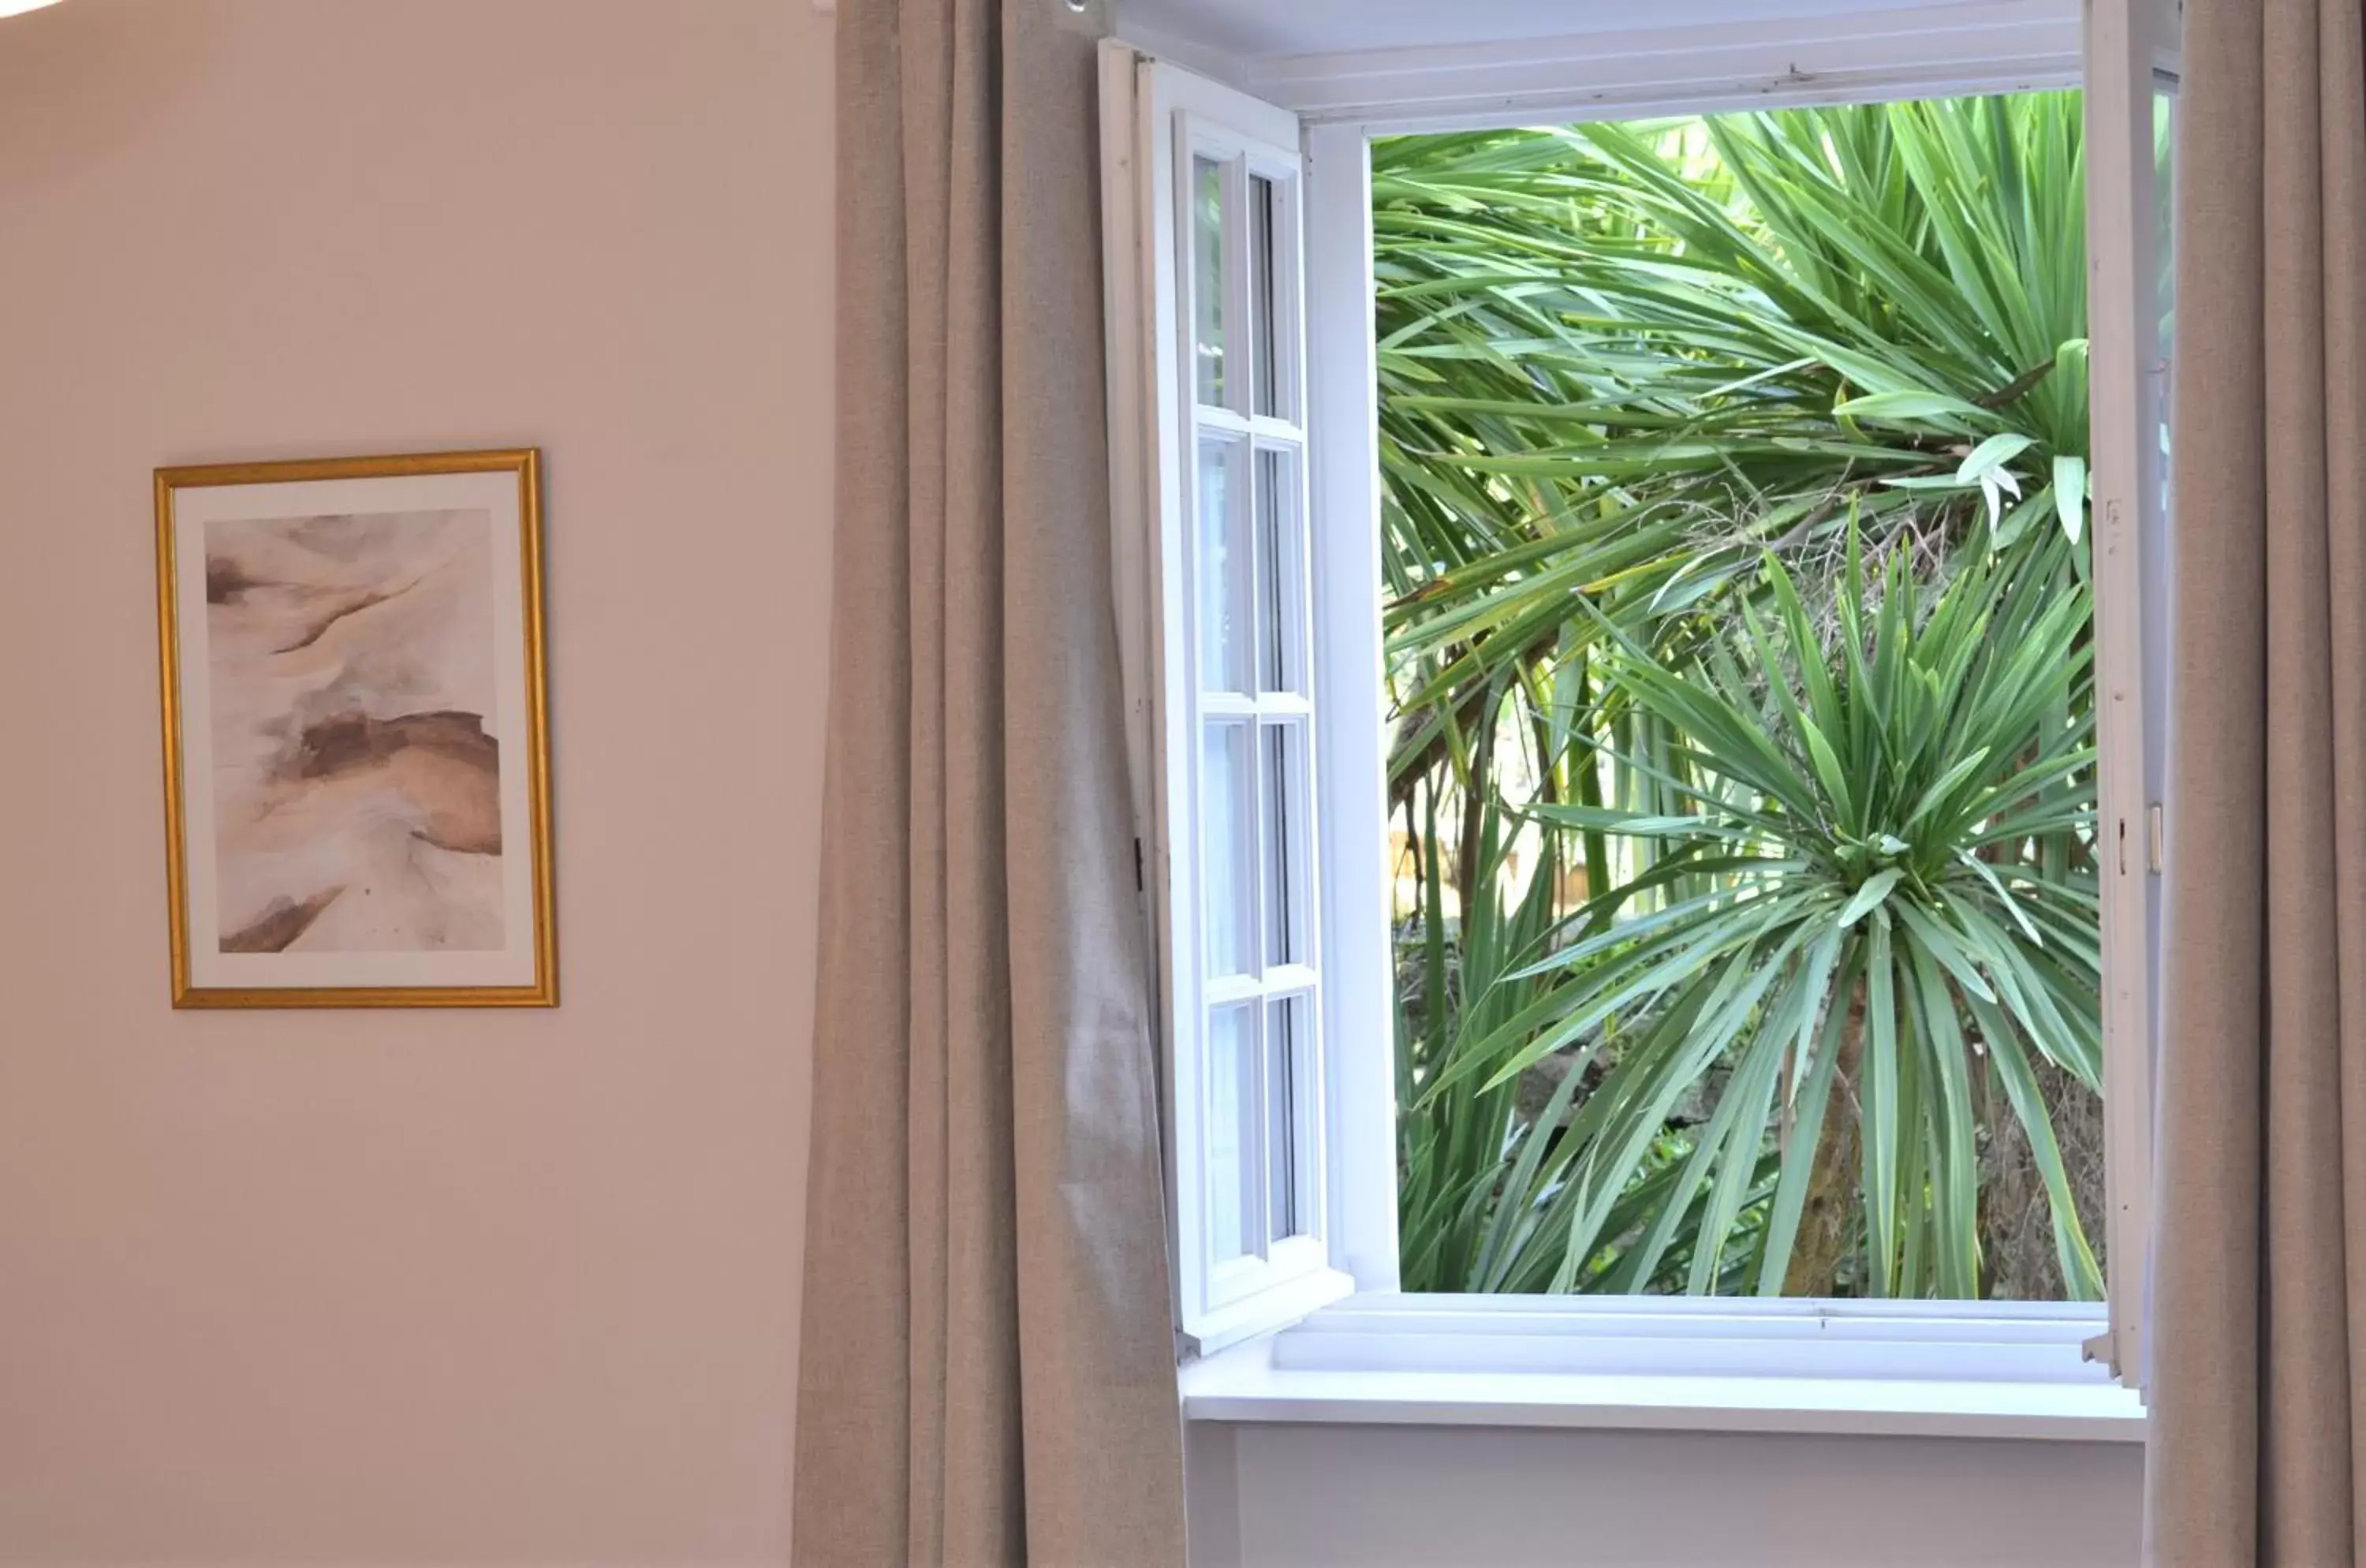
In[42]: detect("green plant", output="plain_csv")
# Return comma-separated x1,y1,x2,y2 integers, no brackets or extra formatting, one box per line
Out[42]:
1425,526,2102,1299
1396,795,1778,1294
1395,794,1546,1294
1375,94,2092,805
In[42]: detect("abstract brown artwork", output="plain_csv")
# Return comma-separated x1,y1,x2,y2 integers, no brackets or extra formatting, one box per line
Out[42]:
158,451,554,1007
205,510,505,955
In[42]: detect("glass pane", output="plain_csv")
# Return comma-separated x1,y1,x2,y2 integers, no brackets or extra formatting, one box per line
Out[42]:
1197,433,1250,693
1261,719,1308,969
1204,720,1256,978
1255,445,1299,694
1207,1002,1257,1263
2146,83,2177,1062
1193,155,1226,408
1265,993,1307,1243
1251,174,1280,418
2154,86,2176,498
1197,432,1250,693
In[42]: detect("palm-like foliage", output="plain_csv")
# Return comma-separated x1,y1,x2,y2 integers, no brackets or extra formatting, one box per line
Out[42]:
1426,528,2102,1299
1394,797,1562,1294
1397,798,1778,1294
1375,95,2090,800
1378,91,2109,1299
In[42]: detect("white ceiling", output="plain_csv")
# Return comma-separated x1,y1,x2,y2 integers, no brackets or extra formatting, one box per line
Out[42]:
1114,0,1983,59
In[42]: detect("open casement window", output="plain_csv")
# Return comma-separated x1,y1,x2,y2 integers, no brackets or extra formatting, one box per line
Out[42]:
1101,52,1369,1350
1103,0,2178,1391
2088,0,2179,1389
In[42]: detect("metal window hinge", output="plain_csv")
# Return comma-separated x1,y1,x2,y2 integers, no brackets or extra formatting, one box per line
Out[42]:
2147,803,2164,875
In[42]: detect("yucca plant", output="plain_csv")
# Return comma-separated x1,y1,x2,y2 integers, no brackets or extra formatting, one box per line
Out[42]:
1396,793,1779,1294
1425,525,2102,1299
1394,794,1551,1294
1375,94,2092,801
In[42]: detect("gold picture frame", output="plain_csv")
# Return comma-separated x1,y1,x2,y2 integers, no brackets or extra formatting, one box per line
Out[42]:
155,449,557,1008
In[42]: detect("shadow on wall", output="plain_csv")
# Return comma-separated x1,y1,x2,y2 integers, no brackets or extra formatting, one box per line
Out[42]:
0,0,225,187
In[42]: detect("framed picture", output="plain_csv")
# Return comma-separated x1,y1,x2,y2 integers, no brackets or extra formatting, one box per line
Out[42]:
154,450,556,1008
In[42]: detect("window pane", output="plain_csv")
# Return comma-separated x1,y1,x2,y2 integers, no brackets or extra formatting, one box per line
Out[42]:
1261,719,1308,969
1192,432,1249,695
1207,1001,1257,1263
1265,992,1308,1242
1251,174,1280,418
2148,83,2177,1060
1203,720,1256,978
1198,433,1249,693
1193,155,1226,408
1255,444,1300,695
2154,86,2176,502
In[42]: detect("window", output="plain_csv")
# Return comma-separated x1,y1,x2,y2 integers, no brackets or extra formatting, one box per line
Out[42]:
1106,59,1354,1346
1102,0,2176,1393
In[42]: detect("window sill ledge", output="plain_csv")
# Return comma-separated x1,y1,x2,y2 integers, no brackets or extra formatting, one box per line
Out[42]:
1180,1336,2148,1443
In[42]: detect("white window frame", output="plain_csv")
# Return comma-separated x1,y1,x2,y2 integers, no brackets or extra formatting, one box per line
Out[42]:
1103,0,2174,1417
1104,50,1360,1350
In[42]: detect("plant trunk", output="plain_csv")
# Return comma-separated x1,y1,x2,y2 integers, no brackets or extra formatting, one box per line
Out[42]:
1454,706,1494,928
1781,981,1866,1296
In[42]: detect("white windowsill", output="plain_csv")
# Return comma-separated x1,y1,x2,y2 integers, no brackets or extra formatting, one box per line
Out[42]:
1178,1294,2149,1443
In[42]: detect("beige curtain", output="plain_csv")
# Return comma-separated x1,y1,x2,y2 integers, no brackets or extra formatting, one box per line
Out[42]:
792,2,1187,1563
2146,1,2366,1562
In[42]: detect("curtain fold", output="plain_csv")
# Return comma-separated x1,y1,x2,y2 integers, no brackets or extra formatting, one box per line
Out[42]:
793,2,1187,1562
2146,1,2366,1561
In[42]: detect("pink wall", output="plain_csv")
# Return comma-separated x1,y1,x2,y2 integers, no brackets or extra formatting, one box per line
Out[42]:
0,1,832,1560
